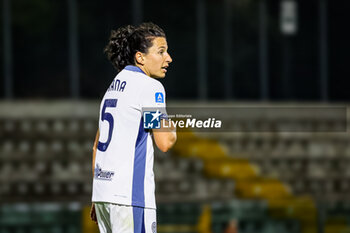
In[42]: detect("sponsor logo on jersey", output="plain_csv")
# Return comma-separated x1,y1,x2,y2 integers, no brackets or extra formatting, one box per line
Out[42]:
94,163,115,181
143,110,162,129
155,92,164,103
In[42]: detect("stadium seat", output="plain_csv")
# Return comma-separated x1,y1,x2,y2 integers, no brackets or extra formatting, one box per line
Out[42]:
203,158,259,180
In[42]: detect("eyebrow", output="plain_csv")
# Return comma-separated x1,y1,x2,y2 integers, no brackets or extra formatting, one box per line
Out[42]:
158,46,167,49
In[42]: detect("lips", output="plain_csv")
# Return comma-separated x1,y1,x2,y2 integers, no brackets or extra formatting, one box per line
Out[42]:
161,66,168,72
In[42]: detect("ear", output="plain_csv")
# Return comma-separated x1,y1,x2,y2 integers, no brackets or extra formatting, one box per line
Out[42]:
135,51,145,65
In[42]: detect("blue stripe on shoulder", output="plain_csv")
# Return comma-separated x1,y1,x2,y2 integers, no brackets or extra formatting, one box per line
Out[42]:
125,65,146,75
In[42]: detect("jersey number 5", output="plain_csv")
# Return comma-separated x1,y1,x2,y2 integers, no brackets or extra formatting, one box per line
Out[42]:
98,99,118,152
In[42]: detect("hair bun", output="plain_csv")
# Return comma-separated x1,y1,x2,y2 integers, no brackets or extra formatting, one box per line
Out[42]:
104,25,136,71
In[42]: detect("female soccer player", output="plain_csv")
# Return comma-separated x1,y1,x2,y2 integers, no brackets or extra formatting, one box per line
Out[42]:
90,22,177,233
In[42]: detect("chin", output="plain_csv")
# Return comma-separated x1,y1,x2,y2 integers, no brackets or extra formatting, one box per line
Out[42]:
152,74,166,79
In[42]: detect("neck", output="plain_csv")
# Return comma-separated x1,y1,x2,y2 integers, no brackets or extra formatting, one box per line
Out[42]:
135,64,150,77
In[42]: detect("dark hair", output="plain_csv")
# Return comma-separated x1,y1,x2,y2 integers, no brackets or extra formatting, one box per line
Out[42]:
104,22,166,72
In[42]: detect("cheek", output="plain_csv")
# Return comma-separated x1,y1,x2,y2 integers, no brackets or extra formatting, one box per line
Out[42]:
152,59,162,69
147,56,163,71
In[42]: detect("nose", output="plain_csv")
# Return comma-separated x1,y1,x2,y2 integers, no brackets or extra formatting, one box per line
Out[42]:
166,53,173,64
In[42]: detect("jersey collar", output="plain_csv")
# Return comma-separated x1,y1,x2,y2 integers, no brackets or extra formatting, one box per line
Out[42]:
124,65,146,75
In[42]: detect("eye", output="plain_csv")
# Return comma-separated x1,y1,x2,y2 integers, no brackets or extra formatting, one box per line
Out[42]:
158,50,164,55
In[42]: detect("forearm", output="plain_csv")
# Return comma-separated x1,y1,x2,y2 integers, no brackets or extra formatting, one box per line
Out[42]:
164,121,177,147
153,119,177,152
92,130,99,175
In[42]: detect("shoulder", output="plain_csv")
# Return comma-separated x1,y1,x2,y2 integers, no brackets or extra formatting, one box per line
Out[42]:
118,69,165,94
137,76,166,106
144,76,165,91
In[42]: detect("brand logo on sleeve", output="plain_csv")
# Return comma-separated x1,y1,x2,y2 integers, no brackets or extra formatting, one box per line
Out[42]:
143,110,162,129
155,92,164,103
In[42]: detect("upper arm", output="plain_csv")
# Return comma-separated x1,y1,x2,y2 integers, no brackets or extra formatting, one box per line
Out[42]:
140,80,176,152
140,80,166,109
93,129,99,151
92,129,99,175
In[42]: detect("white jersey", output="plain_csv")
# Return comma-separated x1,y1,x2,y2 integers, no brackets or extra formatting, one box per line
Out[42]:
92,65,166,209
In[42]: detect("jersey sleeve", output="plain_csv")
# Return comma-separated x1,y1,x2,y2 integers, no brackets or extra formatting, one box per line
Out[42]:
141,80,168,119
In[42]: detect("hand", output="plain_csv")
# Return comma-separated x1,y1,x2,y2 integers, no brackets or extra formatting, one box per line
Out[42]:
90,203,98,224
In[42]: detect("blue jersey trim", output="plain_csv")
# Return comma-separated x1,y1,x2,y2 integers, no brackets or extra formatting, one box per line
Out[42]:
125,65,146,75
133,206,145,233
132,117,147,207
